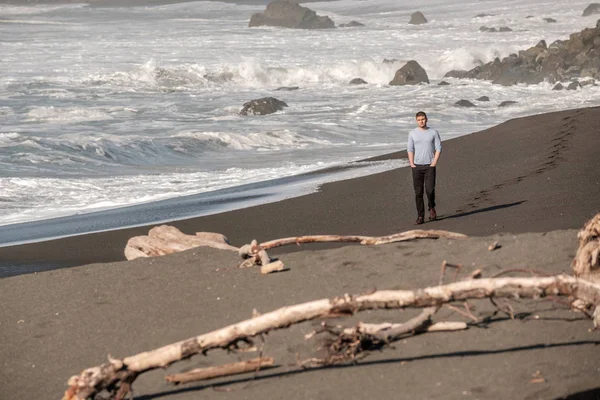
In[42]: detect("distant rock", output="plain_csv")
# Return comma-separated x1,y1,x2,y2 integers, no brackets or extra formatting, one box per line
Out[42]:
476,96,490,101
552,83,564,90
443,21,600,85
543,17,557,23
475,13,494,18
383,58,398,64
526,15,534,19
582,3,600,16
349,78,367,85
249,0,335,29
275,86,299,91
409,11,427,25
438,81,450,86
240,97,288,115
567,81,581,90
339,21,365,28
455,100,476,107
389,60,429,85
499,100,518,107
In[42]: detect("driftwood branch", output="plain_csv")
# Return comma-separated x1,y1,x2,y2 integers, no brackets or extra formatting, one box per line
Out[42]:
238,230,468,269
63,275,600,400
257,230,467,251
165,357,275,385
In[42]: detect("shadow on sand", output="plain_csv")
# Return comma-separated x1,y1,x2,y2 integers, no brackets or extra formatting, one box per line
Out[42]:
136,339,600,400
436,200,526,221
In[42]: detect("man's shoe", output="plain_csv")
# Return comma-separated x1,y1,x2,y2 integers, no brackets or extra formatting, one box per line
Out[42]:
429,208,437,221
415,216,424,225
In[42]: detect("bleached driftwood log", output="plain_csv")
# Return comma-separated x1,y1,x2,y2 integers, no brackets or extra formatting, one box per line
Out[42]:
124,225,238,260
165,357,275,385
63,275,600,400
238,230,467,268
258,230,467,250
572,213,600,284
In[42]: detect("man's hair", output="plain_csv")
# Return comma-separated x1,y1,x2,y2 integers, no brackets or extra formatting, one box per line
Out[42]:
415,111,427,119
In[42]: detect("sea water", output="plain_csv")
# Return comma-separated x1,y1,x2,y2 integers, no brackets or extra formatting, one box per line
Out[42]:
1,0,599,233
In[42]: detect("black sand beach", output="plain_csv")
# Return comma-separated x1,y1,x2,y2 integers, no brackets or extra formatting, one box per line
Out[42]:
1,107,600,399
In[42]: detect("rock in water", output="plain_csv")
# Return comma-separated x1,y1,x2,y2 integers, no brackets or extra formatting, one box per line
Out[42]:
249,0,335,29
240,97,289,115
409,11,427,25
443,22,600,85
455,100,476,107
389,60,429,85
339,21,365,28
582,3,600,16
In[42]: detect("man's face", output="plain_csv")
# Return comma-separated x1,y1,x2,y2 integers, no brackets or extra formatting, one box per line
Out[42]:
416,115,427,128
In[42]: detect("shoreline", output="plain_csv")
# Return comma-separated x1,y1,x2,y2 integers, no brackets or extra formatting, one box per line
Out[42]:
0,158,404,248
1,106,599,277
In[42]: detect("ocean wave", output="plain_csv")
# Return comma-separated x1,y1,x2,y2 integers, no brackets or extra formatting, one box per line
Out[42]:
0,4,86,16
0,129,341,173
82,58,415,90
0,19,77,25
174,129,333,151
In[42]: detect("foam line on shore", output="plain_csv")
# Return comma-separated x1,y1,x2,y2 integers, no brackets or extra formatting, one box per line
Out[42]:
0,159,405,248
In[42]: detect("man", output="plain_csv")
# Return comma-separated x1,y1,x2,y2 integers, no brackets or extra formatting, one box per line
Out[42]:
407,111,442,225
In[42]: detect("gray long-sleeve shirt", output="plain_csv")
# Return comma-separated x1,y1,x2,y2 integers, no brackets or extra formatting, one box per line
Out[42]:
407,127,442,165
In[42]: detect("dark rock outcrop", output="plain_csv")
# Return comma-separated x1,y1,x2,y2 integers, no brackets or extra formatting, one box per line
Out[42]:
543,18,557,23
583,3,600,16
249,0,335,29
455,100,476,107
438,81,450,86
275,86,299,91
339,21,365,27
552,83,564,90
409,11,427,25
475,13,494,18
349,78,367,85
499,101,518,107
476,96,490,101
567,81,581,90
389,60,429,85
240,97,288,115
444,21,600,85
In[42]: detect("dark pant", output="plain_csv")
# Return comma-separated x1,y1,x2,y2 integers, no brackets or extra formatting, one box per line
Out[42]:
412,165,436,218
